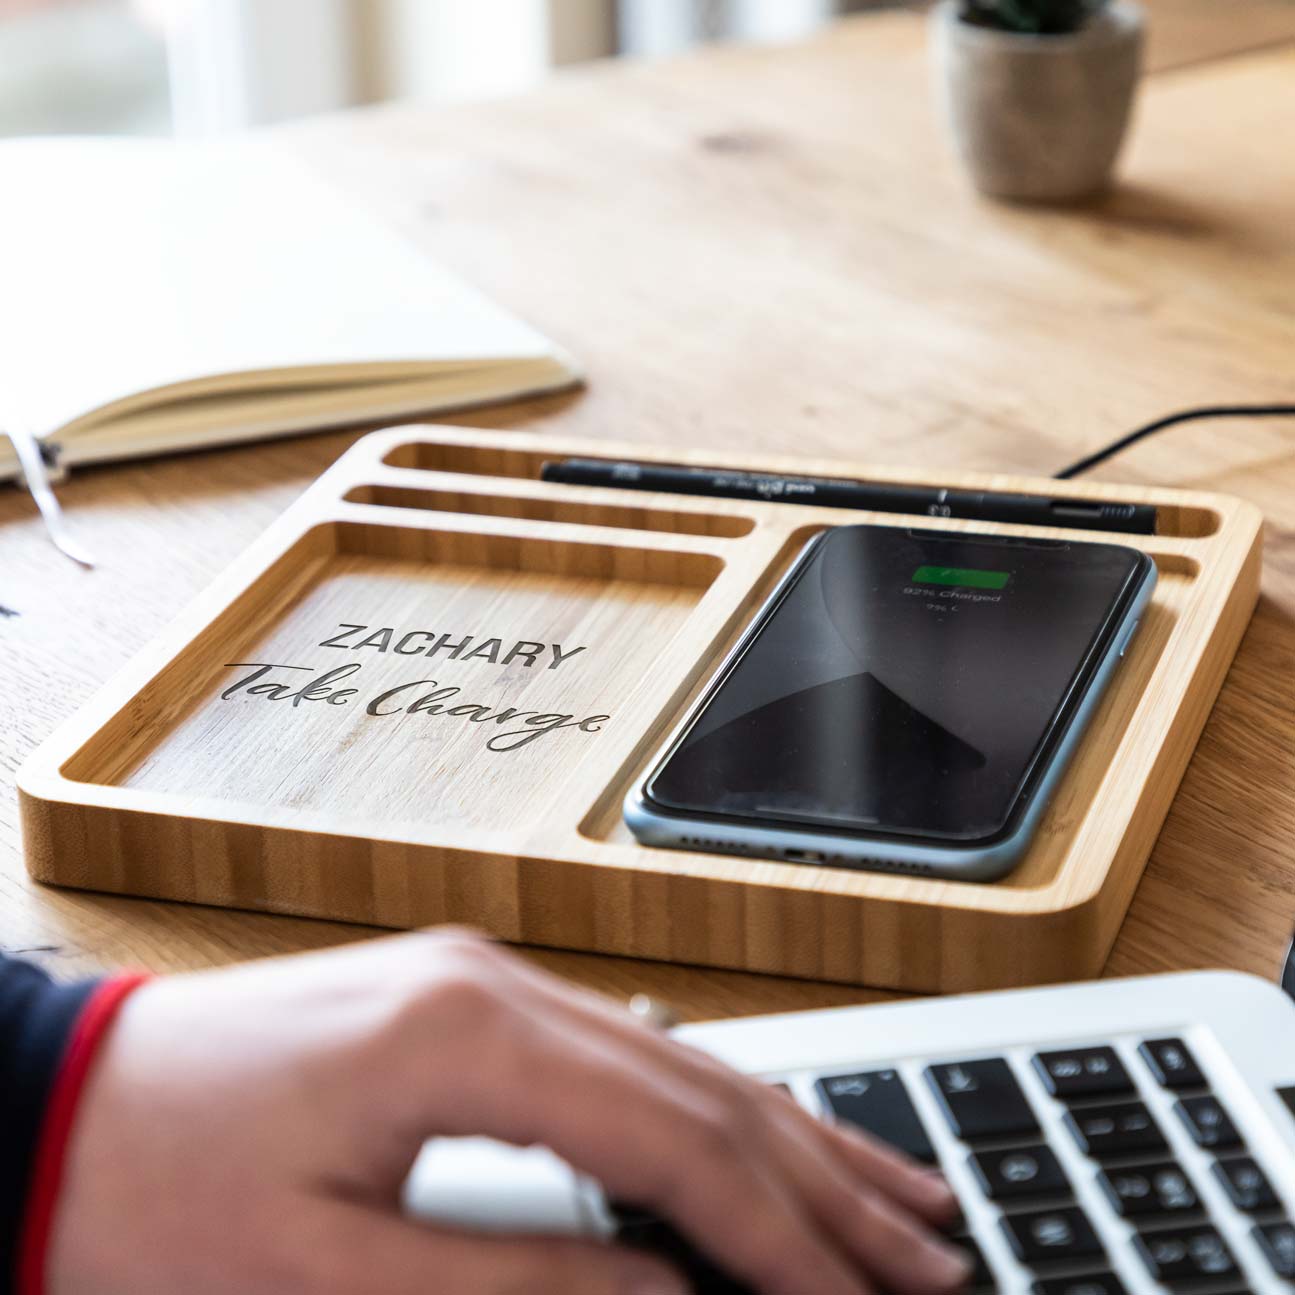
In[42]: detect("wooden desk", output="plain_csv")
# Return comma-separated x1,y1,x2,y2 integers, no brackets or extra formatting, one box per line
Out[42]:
4,10,1295,1021
1141,0,1295,70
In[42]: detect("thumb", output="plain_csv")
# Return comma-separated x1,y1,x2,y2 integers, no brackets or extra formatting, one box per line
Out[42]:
300,1200,691,1295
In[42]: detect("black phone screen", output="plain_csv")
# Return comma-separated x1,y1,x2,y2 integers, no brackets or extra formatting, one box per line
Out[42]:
644,526,1147,844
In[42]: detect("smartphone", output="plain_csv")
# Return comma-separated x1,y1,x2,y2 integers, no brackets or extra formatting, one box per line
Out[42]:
625,525,1156,882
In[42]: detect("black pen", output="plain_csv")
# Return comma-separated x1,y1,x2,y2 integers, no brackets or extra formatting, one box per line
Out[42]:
540,458,1157,535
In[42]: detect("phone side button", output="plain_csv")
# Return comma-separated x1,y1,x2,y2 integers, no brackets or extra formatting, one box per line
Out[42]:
1118,620,1141,658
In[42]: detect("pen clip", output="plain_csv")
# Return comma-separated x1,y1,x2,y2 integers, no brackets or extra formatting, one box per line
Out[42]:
3,421,95,568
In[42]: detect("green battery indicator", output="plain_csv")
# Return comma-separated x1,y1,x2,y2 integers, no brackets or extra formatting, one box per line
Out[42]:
913,565,1011,591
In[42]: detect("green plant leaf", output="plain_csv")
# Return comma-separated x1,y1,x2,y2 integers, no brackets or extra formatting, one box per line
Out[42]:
956,0,1108,35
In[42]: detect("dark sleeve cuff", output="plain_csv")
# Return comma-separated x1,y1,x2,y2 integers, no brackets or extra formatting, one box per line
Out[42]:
0,959,147,1295
0,959,99,1295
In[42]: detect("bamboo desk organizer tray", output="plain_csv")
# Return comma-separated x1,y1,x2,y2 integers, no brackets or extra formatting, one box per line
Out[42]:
19,426,1263,993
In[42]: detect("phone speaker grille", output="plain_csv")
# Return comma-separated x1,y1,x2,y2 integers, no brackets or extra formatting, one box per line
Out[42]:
874,858,936,876
681,836,734,852
678,839,936,877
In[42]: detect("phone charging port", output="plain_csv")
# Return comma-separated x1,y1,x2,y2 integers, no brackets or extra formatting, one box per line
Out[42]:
783,849,826,863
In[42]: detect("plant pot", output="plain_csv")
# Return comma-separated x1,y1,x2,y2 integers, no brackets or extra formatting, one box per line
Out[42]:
931,0,1144,203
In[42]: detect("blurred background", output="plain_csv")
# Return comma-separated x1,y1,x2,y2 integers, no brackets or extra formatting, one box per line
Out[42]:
0,0,895,138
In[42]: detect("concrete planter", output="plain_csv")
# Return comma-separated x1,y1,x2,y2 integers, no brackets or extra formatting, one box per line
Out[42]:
932,0,1144,202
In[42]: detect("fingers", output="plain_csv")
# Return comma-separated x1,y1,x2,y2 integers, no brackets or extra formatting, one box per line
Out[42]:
379,948,873,1295
740,1092,968,1295
818,1119,961,1225
297,1199,691,1295
643,1143,876,1295
501,945,953,1212
498,1026,877,1295
373,933,965,1295
485,948,966,1289
684,1080,964,1292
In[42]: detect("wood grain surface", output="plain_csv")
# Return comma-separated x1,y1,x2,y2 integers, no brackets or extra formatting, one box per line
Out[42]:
3,7,1295,1019
1140,0,1295,71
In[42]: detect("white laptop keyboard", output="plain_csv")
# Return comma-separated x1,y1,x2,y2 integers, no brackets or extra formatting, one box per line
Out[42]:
406,972,1295,1295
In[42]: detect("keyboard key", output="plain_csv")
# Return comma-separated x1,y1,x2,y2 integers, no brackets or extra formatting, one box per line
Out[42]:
1065,1101,1168,1160
951,1233,994,1290
925,1058,1040,1144
1278,1086,1295,1122
1252,1221,1295,1279
1033,1275,1128,1295
1033,1047,1134,1101
1213,1157,1280,1213
1098,1161,1199,1219
970,1145,1071,1203
1174,1096,1243,1152
1140,1038,1206,1091
1135,1226,1238,1288
817,1069,937,1164
1001,1207,1104,1268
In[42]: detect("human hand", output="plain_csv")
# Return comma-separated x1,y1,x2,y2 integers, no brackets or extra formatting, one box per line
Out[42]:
49,930,970,1295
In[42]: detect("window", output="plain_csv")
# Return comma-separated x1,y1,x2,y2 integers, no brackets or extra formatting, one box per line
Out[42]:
0,0,882,140
0,0,170,137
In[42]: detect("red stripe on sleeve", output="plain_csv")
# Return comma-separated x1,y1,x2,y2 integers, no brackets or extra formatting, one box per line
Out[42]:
16,974,150,1295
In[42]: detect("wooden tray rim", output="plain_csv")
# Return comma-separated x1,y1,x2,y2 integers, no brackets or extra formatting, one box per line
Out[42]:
18,424,1265,928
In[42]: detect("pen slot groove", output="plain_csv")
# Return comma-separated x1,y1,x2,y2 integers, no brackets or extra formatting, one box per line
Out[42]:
380,442,1220,539
344,484,754,539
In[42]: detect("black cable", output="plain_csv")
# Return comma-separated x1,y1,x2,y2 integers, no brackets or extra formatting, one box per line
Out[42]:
1282,929,1295,1005
1054,404,1295,480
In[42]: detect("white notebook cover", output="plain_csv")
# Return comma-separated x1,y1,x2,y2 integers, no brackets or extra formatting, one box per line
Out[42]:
0,137,580,480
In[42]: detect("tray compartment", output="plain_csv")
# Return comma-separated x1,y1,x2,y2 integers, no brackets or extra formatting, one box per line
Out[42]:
64,521,723,839
580,550,1189,889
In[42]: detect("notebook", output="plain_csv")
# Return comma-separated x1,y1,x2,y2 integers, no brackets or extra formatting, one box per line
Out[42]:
0,137,581,485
